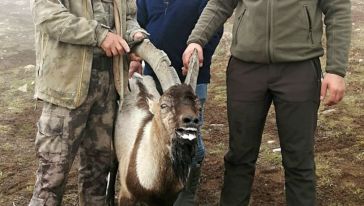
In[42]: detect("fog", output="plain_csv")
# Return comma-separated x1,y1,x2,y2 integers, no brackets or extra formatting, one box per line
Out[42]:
0,0,35,68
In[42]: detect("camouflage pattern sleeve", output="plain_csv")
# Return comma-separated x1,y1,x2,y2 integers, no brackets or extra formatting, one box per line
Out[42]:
31,0,107,46
124,0,149,42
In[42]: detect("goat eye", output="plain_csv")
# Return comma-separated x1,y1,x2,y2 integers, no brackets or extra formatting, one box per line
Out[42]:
160,104,168,109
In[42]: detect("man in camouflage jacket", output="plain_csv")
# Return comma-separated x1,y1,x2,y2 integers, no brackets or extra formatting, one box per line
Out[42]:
28,0,146,205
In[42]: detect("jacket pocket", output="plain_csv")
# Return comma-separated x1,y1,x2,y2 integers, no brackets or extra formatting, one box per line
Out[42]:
303,5,314,45
35,111,65,163
232,8,246,45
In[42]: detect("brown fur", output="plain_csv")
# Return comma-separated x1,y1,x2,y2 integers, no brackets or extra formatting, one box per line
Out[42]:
136,81,154,111
114,81,199,206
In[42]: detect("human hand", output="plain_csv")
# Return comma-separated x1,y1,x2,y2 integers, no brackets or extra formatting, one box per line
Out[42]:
101,32,130,57
182,43,203,75
133,32,146,41
127,32,146,61
128,53,142,62
129,60,143,78
320,73,346,106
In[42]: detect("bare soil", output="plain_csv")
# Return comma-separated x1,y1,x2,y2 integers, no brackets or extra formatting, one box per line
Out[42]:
1,0,363,205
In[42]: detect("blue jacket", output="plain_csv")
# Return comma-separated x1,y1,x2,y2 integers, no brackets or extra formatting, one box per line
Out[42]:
137,0,223,84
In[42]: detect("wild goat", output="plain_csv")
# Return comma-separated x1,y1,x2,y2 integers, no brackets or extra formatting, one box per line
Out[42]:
108,40,201,206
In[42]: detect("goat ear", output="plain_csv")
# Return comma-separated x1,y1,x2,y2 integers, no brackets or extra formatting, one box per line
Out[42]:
147,98,158,114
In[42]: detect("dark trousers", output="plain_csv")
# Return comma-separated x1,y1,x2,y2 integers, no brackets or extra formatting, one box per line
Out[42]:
220,57,321,206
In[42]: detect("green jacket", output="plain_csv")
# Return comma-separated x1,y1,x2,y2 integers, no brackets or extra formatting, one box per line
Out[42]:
188,0,351,77
31,0,144,109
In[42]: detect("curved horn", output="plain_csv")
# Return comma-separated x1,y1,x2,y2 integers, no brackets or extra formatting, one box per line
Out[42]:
132,39,181,91
184,49,199,92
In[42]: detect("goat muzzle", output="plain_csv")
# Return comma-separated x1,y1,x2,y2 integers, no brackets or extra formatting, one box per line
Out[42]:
175,127,198,141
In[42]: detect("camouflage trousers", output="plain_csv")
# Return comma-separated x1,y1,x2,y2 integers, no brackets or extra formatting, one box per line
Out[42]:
29,64,117,206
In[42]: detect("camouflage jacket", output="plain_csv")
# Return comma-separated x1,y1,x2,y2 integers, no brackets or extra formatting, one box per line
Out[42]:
31,0,145,109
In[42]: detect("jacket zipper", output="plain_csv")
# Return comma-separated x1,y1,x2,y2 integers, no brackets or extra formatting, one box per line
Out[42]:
304,5,314,44
39,33,48,77
164,0,169,15
76,0,89,106
41,34,48,65
267,0,273,63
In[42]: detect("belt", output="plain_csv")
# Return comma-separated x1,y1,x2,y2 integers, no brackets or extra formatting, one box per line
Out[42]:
92,55,113,71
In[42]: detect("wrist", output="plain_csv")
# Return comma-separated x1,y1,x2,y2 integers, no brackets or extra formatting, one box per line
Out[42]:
127,29,149,42
325,71,346,78
96,24,110,47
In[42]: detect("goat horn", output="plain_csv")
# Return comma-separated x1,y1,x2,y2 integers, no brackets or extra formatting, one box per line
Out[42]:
184,49,199,92
131,39,181,91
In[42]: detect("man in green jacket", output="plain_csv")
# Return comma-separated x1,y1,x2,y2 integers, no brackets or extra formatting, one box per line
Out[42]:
28,0,146,205
182,0,351,205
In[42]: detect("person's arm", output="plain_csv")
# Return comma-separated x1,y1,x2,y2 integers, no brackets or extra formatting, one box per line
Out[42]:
318,0,351,106
31,0,108,46
199,0,223,58
319,0,351,77
183,0,238,68
125,0,149,42
188,0,238,47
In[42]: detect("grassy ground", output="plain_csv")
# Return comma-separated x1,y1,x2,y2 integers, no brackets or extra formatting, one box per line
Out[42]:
0,0,363,205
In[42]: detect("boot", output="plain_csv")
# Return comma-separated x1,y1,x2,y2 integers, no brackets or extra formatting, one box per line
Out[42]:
174,164,202,206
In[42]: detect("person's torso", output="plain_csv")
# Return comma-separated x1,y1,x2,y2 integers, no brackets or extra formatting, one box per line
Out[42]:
34,0,119,108
231,0,324,63
140,0,212,83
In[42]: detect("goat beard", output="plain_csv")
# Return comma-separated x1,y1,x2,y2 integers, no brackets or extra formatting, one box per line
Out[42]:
171,137,197,184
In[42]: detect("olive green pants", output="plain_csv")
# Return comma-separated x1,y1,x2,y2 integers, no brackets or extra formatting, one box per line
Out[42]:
220,57,321,206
